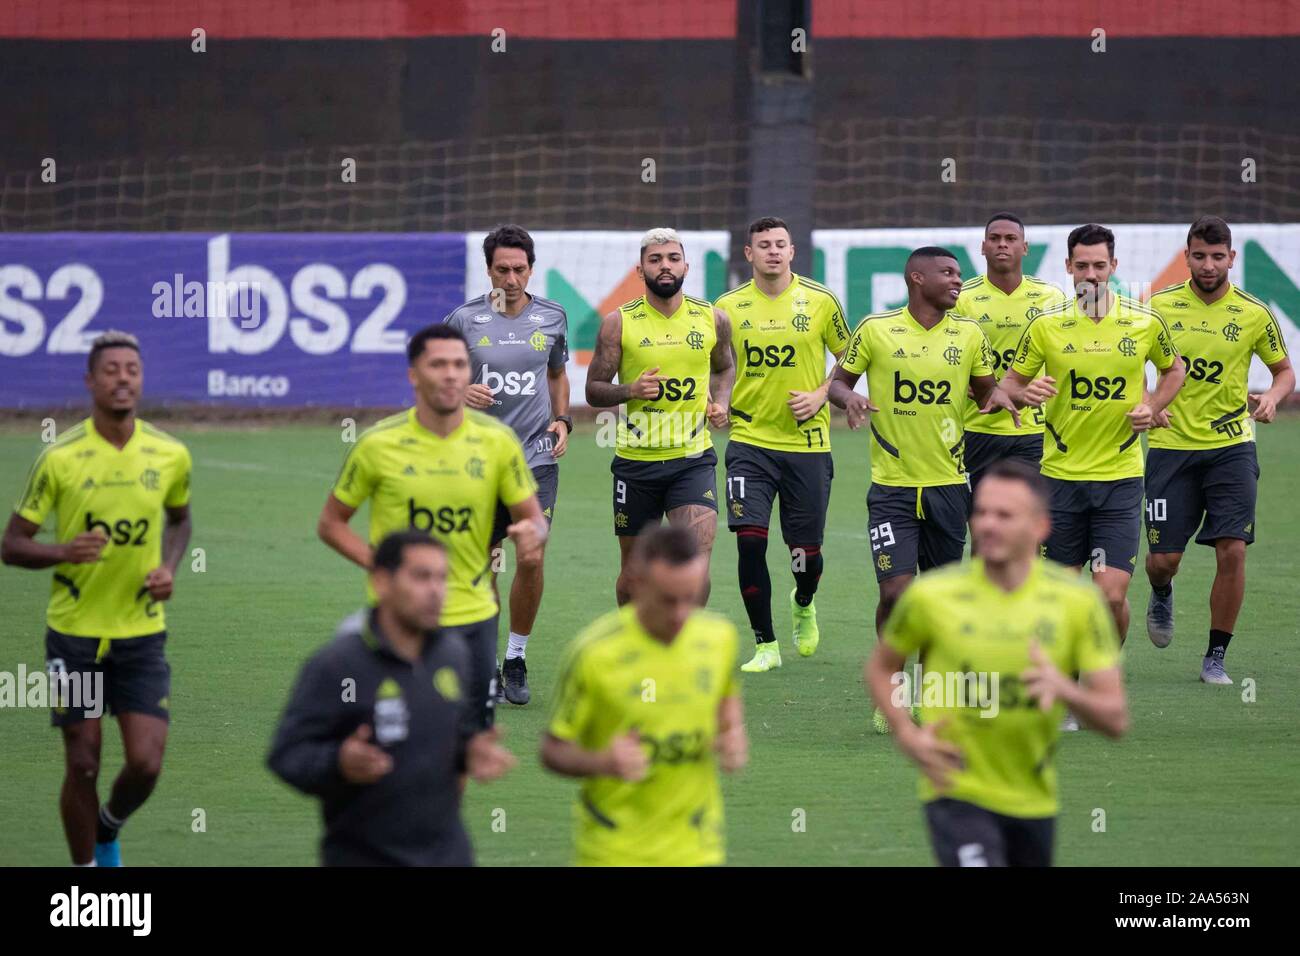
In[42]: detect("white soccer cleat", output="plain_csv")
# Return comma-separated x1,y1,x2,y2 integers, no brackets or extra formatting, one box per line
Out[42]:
740,642,782,673
1200,656,1233,685
1146,584,1175,648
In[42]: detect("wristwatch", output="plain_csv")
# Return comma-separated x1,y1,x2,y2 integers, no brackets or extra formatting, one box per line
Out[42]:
553,415,573,434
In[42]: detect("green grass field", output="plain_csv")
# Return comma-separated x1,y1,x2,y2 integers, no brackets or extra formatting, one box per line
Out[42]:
1,416,1298,866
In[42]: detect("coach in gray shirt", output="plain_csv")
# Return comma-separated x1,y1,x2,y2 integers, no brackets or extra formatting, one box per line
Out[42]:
268,531,515,866
443,225,569,708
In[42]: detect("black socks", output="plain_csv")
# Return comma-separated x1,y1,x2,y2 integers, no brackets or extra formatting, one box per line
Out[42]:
1206,629,1232,660
97,804,124,845
737,527,775,644
792,545,823,607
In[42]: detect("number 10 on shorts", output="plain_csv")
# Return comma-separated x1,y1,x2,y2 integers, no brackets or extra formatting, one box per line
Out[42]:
1146,498,1167,523
870,522,895,552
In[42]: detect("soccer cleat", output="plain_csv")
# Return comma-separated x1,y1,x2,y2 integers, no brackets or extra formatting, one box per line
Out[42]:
1200,656,1233,685
501,656,530,705
493,664,505,703
740,642,782,673
872,707,890,735
1060,712,1080,732
94,839,122,867
790,588,820,658
1146,584,1175,648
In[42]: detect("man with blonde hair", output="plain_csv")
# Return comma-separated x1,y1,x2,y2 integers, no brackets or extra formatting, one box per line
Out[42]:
586,228,735,606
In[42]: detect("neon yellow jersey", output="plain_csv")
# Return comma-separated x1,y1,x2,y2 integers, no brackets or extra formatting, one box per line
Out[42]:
1148,281,1290,450
14,418,192,639
839,308,995,487
953,274,1067,437
547,605,741,866
883,559,1120,818
1010,294,1177,481
715,274,850,452
616,295,716,462
331,408,536,626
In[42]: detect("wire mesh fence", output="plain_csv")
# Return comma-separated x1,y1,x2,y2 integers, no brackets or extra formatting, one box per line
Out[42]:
3,116,1298,231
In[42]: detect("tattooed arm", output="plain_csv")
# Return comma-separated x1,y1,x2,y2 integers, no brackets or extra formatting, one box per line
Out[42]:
584,309,627,407
587,308,665,407
707,307,736,427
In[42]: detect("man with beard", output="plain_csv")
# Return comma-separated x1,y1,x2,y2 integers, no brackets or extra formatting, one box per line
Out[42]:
586,228,735,606
827,247,1018,734
317,323,548,729
1144,217,1293,683
1000,224,1186,646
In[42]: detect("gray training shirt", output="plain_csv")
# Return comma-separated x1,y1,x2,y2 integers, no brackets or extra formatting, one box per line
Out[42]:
444,294,569,470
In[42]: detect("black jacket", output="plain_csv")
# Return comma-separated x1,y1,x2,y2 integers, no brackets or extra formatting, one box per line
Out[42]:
267,608,475,866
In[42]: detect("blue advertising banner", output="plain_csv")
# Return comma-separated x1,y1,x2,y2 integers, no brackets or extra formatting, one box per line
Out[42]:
0,233,465,407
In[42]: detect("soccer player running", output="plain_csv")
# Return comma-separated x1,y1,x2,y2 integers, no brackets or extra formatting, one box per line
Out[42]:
952,214,1067,555
444,225,571,706
714,216,850,672
1000,224,1186,649
586,228,735,606
1144,216,1294,684
2,332,193,867
827,247,1020,733
269,531,515,866
866,460,1128,867
317,324,548,731
540,526,748,866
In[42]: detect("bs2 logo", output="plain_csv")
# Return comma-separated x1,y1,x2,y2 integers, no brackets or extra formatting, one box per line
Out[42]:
654,377,698,401
1068,370,1127,400
743,340,796,368
481,364,538,397
408,500,472,534
85,512,149,546
893,371,951,404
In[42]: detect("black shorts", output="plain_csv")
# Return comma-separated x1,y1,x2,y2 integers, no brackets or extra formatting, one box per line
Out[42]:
442,615,498,730
866,482,970,582
43,629,170,727
1044,476,1143,573
1144,444,1259,553
724,441,833,545
965,432,1043,494
611,449,718,537
491,464,559,545
924,798,1055,867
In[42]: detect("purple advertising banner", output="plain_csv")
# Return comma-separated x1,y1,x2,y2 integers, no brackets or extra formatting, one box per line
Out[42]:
0,233,466,407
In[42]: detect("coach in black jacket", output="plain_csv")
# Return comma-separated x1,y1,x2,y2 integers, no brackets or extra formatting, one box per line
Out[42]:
268,530,515,866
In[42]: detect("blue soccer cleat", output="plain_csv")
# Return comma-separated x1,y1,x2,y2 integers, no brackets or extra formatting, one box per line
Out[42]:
93,839,122,867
